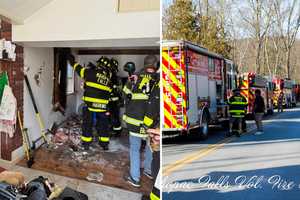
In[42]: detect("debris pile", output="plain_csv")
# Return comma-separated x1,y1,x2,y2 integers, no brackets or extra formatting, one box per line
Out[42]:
51,115,82,147
50,114,129,165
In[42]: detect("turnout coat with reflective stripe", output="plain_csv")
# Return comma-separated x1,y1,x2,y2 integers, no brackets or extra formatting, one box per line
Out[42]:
123,72,155,137
73,63,112,112
228,94,248,117
144,80,160,128
110,72,122,102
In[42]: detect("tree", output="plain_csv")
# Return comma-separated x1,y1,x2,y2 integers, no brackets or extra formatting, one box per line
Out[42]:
163,0,232,57
163,0,197,41
273,0,300,79
238,0,274,74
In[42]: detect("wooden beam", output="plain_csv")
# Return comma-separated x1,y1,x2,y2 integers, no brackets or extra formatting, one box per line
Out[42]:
78,48,160,55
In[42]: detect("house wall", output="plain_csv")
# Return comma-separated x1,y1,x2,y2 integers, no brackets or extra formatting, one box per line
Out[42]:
12,0,159,44
23,47,77,155
0,20,23,161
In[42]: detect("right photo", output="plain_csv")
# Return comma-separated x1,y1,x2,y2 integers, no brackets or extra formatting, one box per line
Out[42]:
161,0,300,200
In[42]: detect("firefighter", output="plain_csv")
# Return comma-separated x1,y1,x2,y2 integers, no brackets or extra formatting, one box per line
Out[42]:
108,58,123,136
141,70,160,199
227,89,248,137
143,66,160,179
68,55,112,151
123,55,158,188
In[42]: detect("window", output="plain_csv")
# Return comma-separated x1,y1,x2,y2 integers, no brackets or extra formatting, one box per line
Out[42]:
208,58,215,72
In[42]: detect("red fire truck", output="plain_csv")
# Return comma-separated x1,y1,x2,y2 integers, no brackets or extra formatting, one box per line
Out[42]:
273,78,295,108
239,72,274,117
162,40,237,139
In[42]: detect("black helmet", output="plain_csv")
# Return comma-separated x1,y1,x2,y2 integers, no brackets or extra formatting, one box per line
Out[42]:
233,88,241,94
110,58,119,72
97,56,110,68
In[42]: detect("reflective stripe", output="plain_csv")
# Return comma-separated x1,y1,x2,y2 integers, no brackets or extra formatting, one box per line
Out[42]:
132,93,149,100
144,116,154,127
81,136,92,142
229,102,248,105
229,110,245,113
99,137,109,142
86,82,112,92
123,115,143,127
123,85,132,94
88,107,106,112
73,63,80,71
113,126,122,131
129,131,148,138
80,68,85,78
82,96,109,104
231,115,244,118
111,97,119,101
150,192,160,200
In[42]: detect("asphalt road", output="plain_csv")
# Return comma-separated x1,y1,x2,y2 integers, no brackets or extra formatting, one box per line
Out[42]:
162,107,300,200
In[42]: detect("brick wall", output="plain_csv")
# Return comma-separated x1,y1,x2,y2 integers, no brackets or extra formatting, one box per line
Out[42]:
0,20,23,161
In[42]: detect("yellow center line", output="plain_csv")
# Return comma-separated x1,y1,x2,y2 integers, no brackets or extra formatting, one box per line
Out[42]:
163,137,236,176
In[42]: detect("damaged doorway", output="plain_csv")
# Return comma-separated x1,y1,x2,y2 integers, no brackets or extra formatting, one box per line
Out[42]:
52,48,74,115
19,47,159,195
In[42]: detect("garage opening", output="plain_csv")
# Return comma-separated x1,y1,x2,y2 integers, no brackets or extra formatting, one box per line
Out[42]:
19,46,159,194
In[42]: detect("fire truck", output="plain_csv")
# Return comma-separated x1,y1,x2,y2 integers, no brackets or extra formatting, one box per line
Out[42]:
273,78,295,108
238,73,274,117
162,40,237,139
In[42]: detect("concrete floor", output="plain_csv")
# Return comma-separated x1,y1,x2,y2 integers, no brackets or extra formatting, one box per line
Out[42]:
0,160,141,200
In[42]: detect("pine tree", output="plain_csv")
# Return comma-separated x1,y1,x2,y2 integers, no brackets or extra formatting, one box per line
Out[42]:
163,0,197,41
163,0,232,58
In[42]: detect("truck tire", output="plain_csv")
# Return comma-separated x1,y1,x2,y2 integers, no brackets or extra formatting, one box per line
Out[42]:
199,112,209,140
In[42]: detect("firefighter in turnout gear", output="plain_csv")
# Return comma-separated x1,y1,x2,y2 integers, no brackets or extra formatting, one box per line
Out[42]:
108,58,123,136
123,55,158,188
227,89,248,137
144,75,161,200
68,55,112,151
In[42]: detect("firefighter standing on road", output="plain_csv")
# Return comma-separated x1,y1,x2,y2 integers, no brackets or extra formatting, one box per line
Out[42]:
123,55,158,188
68,55,112,151
109,58,123,136
227,89,248,137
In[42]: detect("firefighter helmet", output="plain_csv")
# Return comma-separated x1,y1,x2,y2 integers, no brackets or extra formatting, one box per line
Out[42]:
110,58,119,72
124,62,136,75
144,55,158,71
97,56,110,68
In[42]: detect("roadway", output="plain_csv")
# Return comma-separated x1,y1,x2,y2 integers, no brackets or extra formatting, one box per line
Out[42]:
162,107,300,200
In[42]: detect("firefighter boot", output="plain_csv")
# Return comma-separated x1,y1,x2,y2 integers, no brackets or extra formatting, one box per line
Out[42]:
112,129,122,137
99,142,109,151
81,142,90,151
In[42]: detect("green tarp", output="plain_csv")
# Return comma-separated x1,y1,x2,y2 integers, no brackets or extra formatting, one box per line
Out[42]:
0,72,9,104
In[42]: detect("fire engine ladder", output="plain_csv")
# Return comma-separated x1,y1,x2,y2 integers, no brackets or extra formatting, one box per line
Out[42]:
166,45,185,127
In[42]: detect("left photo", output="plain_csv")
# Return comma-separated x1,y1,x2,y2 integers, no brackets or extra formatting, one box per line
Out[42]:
0,0,160,199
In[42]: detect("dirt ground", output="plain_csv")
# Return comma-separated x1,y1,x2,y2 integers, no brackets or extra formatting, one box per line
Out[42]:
18,133,153,195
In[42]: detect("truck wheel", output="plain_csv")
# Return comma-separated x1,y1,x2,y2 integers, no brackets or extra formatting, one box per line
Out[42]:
199,113,209,140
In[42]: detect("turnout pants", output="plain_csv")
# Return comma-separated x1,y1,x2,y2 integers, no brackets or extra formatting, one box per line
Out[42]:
109,101,122,132
82,107,110,146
